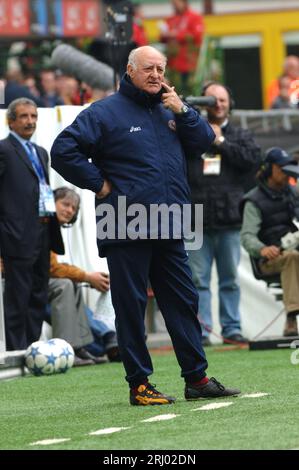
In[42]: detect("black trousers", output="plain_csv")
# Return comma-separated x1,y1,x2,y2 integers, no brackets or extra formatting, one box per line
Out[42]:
3,223,50,350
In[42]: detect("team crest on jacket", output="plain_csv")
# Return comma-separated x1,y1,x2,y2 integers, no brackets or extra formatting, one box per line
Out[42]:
168,120,176,131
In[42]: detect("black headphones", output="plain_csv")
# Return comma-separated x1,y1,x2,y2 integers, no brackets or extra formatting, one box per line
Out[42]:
201,81,235,111
261,160,273,178
261,148,277,178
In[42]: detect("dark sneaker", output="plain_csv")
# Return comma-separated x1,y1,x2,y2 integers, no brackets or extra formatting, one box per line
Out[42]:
202,336,211,347
283,315,298,337
223,334,248,345
130,383,176,406
185,377,241,400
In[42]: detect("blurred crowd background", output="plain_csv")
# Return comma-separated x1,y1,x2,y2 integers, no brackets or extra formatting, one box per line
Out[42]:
1,0,299,110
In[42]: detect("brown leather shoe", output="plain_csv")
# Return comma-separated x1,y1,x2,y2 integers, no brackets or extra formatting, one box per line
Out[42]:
283,314,298,337
74,348,107,365
73,356,94,367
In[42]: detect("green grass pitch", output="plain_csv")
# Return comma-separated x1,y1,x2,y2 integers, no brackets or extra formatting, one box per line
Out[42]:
1,347,299,450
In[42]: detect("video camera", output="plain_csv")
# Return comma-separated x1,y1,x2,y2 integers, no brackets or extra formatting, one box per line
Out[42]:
184,96,217,107
103,0,133,45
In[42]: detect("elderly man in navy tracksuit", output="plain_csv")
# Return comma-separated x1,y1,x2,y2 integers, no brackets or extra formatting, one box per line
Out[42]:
51,46,240,405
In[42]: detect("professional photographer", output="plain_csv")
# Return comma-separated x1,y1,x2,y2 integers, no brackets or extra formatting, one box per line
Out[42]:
241,147,299,337
187,82,261,346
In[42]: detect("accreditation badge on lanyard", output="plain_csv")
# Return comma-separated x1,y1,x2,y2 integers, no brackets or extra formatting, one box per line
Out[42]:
202,153,221,175
40,183,56,213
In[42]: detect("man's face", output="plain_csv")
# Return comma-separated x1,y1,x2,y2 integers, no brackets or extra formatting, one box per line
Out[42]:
127,49,166,95
9,104,38,140
271,164,290,187
172,0,187,14
41,71,57,94
204,84,230,124
55,197,78,225
285,57,299,80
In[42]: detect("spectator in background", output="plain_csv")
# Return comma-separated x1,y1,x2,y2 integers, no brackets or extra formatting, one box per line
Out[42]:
23,74,41,100
187,82,261,346
267,55,299,108
39,69,64,107
132,3,148,47
0,70,44,109
49,187,119,364
159,0,204,95
241,147,299,337
55,73,80,105
0,98,63,350
79,82,113,105
270,75,293,109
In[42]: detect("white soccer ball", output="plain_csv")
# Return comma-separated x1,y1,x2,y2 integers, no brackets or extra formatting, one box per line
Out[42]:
47,338,74,373
24,339,74,376
25,340,61,376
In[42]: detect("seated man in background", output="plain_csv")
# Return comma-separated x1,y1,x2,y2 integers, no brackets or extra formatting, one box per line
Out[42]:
270,75,293,109
241,147,299,337
49,187,120,365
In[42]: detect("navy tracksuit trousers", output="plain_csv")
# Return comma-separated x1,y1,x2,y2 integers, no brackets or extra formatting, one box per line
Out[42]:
106,239,208,387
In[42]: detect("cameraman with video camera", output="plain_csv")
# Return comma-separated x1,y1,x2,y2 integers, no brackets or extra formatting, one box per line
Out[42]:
187,82,261,346
241,147,299,336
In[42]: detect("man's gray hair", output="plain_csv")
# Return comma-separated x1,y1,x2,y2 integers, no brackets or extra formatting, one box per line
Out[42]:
7,97,37,121
127,47,167,70
54,186,81,225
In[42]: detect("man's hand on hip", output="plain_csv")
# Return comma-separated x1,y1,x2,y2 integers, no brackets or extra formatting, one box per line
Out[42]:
96,180,112,199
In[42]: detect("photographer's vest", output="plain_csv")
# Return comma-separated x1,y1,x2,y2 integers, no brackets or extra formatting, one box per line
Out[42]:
243,183,299,246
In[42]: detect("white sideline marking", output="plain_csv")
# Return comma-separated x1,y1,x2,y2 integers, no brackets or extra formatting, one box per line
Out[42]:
192,402,233,411
241,393,269,398
30,438,71,446
142,413,179,422
89,427,131,435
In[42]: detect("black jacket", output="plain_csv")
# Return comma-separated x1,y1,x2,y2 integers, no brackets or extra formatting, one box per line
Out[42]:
187,121,261,230
0,134,63,258
242,180,299,246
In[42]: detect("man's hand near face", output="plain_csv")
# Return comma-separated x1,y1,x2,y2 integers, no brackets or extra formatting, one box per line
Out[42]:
161,82,185,114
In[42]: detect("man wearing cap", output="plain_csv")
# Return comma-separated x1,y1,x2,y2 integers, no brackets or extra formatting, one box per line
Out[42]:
241,147,299,336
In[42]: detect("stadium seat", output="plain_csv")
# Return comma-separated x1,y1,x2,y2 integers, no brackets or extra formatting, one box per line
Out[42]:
249,256,283,301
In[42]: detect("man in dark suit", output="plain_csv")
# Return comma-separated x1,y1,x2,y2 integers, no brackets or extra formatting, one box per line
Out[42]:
0,98,63,350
